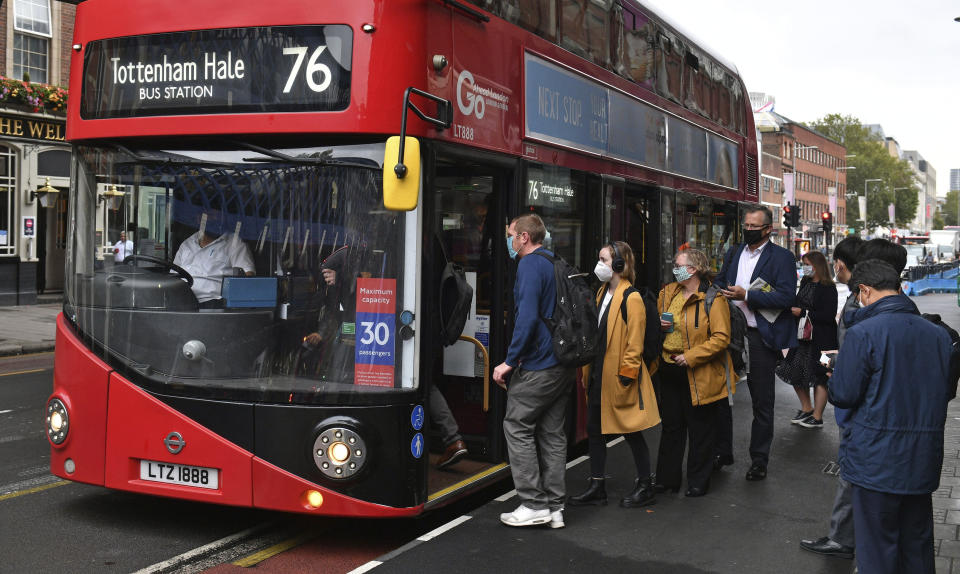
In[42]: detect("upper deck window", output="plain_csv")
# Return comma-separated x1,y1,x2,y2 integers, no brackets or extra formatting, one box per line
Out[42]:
560,0,611,67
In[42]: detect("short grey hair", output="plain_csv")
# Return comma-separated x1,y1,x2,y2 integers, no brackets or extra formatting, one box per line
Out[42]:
744,205,773,226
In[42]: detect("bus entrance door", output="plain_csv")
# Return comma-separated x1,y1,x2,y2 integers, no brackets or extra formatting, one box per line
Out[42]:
425,159,508,504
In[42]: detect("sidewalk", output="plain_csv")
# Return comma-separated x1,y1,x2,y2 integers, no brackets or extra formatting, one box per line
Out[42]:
0,302,60,356
369,293,960,574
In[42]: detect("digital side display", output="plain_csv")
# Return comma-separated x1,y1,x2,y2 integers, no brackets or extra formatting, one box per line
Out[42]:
81,25,352,119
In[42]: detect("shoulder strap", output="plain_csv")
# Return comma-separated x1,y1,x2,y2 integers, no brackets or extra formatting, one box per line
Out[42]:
620,285,638,325
704,284,719,315
530,250,556,263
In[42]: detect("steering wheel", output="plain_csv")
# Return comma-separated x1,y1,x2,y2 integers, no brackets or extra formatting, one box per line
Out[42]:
122,254,194,287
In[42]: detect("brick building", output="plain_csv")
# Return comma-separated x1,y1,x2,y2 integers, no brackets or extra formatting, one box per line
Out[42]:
0,0,75,305
755,109,848,253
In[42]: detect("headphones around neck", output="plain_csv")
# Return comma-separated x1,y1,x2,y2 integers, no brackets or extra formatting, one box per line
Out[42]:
609,242,625,273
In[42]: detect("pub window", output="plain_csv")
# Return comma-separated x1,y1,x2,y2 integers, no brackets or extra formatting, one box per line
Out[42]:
38,149,70,178
0,145,16,255
13,0,52,84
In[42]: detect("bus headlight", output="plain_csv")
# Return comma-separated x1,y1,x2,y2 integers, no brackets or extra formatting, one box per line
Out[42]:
313,426,366,480
47,398,69,445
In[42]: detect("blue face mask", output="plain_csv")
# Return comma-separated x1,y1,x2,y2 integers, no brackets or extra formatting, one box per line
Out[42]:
506,235,519,260
673,265,694,282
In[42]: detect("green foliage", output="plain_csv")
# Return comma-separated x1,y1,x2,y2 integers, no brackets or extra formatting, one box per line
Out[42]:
807,114,918,230
942,190,960,228
933,209,946,230
0,76,68,114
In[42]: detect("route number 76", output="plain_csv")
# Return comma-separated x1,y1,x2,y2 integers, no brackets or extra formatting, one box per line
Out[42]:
282,46,332,94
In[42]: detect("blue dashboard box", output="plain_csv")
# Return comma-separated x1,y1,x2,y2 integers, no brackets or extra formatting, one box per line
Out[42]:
221,277,278,308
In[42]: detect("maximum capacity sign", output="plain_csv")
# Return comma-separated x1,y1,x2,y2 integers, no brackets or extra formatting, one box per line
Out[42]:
355,278,396,387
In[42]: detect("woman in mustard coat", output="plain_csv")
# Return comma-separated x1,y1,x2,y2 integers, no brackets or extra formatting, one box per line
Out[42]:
654,249,735,497
568,241,661,508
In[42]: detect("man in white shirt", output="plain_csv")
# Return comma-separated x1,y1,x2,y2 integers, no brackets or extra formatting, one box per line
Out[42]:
173,213,255,308
113,231,133,262
715,206,798,481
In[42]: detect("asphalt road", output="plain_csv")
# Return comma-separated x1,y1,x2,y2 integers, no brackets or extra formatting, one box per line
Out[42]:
0,353,507,573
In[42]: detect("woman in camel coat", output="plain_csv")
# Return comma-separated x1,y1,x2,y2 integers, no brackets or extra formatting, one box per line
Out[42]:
655,248,735,497
568,241,660,508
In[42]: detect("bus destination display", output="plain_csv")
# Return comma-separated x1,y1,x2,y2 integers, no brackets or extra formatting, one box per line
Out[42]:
80,25,352,119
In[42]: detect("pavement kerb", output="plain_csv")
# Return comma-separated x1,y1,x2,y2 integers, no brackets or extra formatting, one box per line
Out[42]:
0,342,55,357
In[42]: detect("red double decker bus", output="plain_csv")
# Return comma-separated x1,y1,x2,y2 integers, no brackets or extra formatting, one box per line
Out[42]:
48,0,757,517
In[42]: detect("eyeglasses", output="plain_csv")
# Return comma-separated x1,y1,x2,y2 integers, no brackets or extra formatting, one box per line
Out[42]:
742,223,769,230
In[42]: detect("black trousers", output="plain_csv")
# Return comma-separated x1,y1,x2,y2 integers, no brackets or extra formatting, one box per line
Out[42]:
852,485,934,574
586,386,651,480
746,329,778,467
655,362,718,490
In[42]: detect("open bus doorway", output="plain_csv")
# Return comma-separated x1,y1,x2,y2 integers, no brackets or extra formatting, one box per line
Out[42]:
425,154,509,504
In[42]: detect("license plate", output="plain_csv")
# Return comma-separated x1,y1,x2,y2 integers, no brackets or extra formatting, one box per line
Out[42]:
139,460,219,490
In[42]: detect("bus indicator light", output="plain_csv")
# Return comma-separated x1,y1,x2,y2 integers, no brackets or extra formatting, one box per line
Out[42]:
303,490,324,509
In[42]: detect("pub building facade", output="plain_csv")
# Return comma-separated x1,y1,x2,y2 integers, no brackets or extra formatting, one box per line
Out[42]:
0,0,76,305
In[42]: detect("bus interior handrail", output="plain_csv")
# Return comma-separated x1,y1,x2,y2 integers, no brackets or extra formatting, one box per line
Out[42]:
458,335,490,413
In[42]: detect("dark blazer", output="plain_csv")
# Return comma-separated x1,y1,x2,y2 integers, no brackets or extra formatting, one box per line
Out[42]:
715,241,798,350
796,277,839,352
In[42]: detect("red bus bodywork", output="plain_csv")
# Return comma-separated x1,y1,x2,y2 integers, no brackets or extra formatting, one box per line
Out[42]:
52,0,757,516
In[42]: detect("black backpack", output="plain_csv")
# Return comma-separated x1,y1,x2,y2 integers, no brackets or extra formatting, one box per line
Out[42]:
532,251,600,368
921,313,960,397
619,286,662,368
439,261,474,347
705,284,747,375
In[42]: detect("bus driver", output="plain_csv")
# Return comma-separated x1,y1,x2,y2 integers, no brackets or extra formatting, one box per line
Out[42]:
173,210,255,308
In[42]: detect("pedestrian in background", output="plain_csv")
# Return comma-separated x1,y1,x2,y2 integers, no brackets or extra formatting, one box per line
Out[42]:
714,205,797,481
777,251,837,428
654,249,734,497
493,213,575,529
113,231,133,262
829,259,953,574
568,241,660,508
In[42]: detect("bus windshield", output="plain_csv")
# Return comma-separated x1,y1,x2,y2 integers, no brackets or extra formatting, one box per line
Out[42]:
65,141,418,404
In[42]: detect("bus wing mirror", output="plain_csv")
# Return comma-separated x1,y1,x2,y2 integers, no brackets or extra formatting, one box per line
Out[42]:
383,136,420,211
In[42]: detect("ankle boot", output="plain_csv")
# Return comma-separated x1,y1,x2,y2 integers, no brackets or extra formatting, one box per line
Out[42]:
567,477,607,506
620,476,656,508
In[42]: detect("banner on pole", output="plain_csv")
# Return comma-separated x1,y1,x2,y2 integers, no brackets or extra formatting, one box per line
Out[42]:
782,173,794,205
858,196,867,222
828,187,837,213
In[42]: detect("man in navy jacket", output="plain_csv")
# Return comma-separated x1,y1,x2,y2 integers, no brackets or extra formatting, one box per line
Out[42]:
829,259,953,574
493,213,575,529
715,205,797,480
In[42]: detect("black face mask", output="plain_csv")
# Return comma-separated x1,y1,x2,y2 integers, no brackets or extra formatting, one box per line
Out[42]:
743,227,766,245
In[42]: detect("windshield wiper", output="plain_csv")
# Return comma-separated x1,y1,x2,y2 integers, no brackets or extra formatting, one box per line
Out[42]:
223,139,380,170
102,141,237,168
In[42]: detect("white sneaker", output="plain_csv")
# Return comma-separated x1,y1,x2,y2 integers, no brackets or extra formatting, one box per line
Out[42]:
549,509,565,529
499,504,551,527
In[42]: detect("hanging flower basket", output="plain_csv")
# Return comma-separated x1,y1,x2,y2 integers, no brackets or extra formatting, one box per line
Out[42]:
0,77,68,115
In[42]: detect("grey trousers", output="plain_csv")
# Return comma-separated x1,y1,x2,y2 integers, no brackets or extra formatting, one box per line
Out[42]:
429,385,462,446
503,364,574,511
829,475,855,547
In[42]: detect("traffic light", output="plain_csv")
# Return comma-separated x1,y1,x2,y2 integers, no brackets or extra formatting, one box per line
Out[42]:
792,205,802,226
821,211,833,233
783,204,794,228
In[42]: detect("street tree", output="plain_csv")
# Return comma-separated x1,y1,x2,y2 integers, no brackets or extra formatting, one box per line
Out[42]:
941,190,960,227
807,114,918,230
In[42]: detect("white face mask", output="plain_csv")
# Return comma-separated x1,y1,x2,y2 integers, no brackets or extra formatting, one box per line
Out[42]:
802,265,813,276
594,261,613,283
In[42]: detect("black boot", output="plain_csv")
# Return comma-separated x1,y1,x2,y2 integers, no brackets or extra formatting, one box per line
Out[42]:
620,476,656,508
567,477,607,506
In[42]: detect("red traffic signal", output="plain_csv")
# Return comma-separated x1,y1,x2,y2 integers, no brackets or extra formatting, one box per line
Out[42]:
821,211,833,232
783,205,794,228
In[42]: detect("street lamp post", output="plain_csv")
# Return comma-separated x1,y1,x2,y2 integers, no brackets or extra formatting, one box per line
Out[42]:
863,178,882,235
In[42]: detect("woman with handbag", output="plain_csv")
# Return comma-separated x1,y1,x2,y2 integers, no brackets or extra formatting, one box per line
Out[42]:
776,251,838,428
653,249,734,497
567,241,661,508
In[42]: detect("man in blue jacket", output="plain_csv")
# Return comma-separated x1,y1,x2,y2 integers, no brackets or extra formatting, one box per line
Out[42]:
715,205,797,481
493,213,575,529
829,259,953,574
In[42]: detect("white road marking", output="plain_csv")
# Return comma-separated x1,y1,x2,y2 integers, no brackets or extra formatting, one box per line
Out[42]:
416,515,472,541
131,523,275,574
